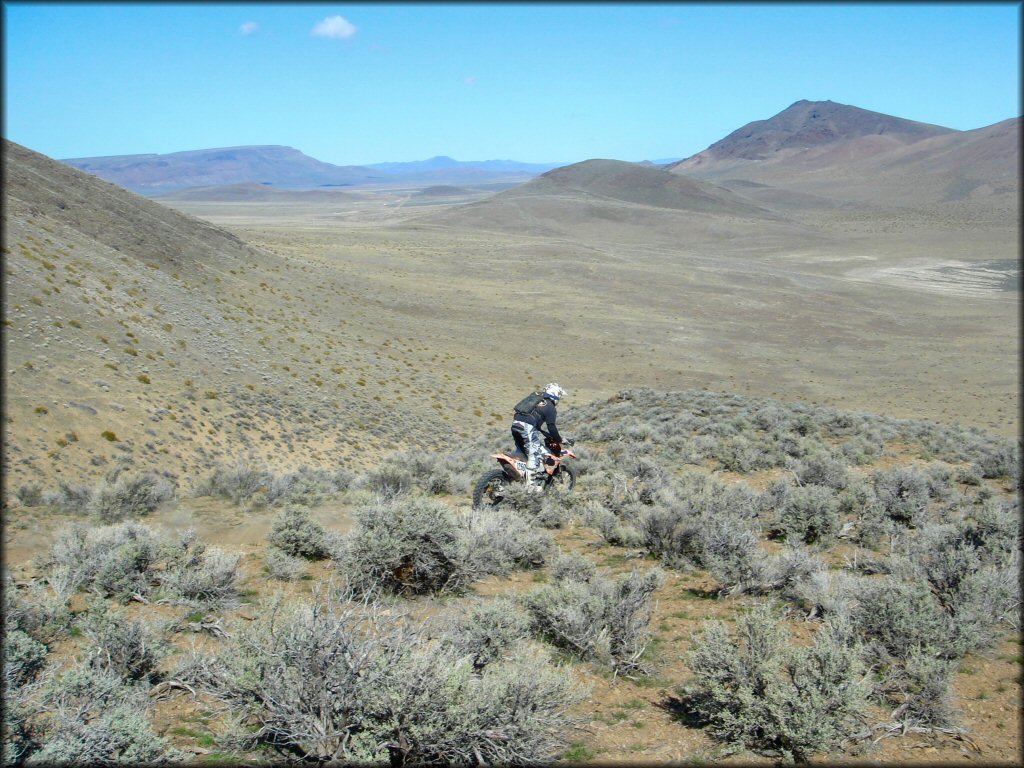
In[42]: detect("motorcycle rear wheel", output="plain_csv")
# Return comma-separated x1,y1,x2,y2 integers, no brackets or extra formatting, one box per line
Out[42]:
473,468,511,508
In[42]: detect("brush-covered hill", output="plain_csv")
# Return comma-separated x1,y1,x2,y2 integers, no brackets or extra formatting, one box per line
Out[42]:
670,101,1019,211
3,140,460,495
415,158,819,246
61,145,382,196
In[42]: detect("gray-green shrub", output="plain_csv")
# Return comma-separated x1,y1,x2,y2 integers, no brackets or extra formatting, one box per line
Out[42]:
971,442,1020,481
31,663,180,764
177,587,580,764
890,523,1021,650
3,629,48,689
446,598,533,671
76,523,163,601
549,551,598,584
586,499,645,548
267,505,333,560
521,567,663,673
850,577,948,661
699,518,773,595
41,522,240,606
14,483,43,507
962,497,1020,558
336,496,472,595
764,543,827,603
360,464,414,499
193,458,272,505
3,577,72,642
78,601,167,682
89,471,175,523
460,507,553,576
792,454,850,491
159,530,242,606
631,473,766,589
364,451,461,497
266,465,351,507
778,484,841,545
872,467,931,526
42,481,93,514
685,604,869,762
264,545,306,581
887,648,958,728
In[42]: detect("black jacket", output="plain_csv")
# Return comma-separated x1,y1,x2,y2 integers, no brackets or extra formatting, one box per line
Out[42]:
514,396,562,443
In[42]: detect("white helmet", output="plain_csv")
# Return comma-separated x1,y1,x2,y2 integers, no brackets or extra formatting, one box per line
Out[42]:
543,382,566,401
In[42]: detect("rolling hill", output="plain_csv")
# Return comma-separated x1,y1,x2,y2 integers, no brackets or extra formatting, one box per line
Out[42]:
416,158,818,246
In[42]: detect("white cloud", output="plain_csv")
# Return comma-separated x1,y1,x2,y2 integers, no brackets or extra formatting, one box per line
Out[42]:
311,15,357,40
240,21,259,36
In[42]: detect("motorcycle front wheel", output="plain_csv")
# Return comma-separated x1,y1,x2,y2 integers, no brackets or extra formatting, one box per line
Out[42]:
473,468,512,509
545,463,577,493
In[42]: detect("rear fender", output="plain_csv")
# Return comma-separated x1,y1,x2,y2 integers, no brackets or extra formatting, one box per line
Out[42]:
490,453,527,479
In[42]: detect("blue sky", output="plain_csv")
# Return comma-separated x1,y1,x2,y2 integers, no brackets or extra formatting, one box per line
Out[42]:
3,2,1020,166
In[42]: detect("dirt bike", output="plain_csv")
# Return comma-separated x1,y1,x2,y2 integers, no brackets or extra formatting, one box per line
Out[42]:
472,434,577,508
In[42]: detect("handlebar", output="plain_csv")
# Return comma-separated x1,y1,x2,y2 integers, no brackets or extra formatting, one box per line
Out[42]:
542,434,575,448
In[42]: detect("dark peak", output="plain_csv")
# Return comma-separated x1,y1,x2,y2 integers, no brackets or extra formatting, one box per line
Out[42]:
699,99,956,162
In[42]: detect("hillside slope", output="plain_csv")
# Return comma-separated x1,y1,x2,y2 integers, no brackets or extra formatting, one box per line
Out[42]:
3,140,458,494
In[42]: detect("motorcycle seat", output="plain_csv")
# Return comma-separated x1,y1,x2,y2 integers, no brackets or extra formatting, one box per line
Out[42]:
509,449,527,461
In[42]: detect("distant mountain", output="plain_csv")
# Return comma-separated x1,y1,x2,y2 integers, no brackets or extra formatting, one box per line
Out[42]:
670,100,1019,208
366,155,563,175
61,147,564,195
61,145,383,196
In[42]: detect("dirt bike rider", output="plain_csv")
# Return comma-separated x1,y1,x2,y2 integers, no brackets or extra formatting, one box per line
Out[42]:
511,383,567,477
